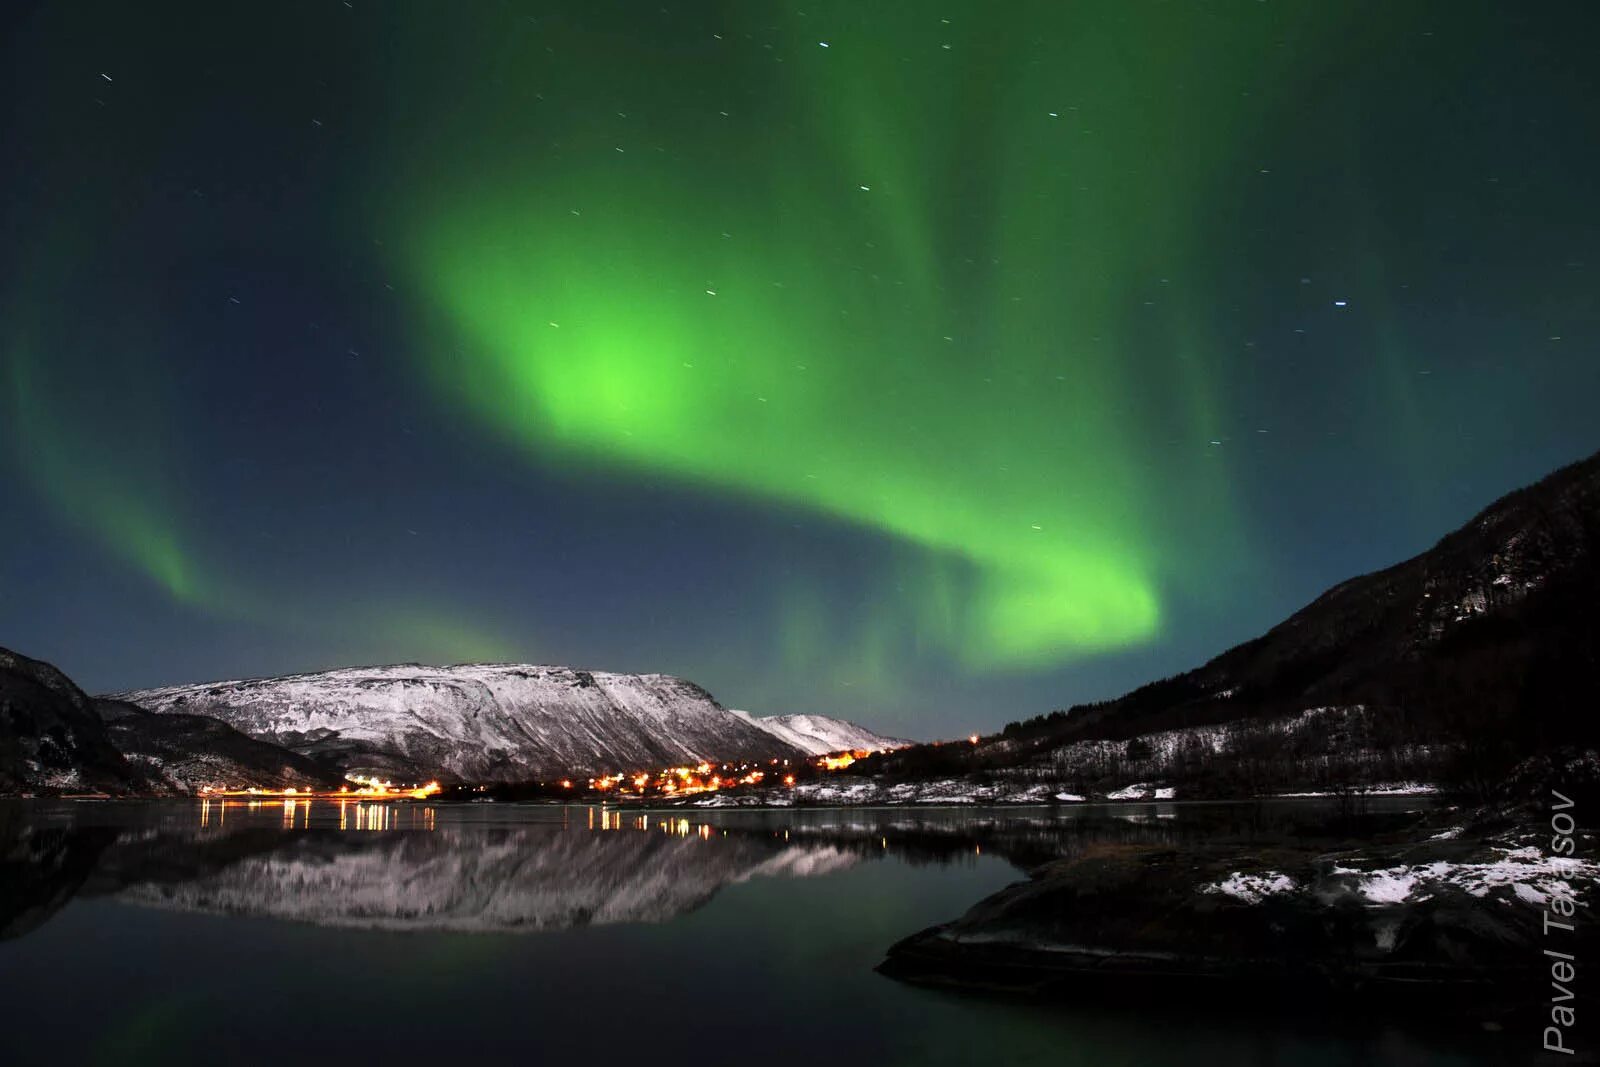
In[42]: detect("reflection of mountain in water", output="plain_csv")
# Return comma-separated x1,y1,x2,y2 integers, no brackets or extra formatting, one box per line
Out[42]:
118,827,856,933
0,809,119,939
0,799,1427,941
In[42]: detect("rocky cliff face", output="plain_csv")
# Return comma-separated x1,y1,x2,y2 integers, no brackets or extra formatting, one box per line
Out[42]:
115,663,809,783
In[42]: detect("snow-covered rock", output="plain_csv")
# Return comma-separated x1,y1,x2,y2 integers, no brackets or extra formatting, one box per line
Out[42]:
1204,871,1298,903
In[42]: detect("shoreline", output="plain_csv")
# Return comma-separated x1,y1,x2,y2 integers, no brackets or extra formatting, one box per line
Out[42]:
0,786,1452,809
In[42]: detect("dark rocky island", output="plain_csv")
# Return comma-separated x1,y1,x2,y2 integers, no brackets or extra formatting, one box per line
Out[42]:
880,791,1595,1022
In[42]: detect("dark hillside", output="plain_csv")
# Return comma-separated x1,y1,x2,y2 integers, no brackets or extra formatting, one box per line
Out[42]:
875,450,1600,791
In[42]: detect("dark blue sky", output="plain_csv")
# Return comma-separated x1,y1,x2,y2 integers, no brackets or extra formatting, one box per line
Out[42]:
3,2,1596,738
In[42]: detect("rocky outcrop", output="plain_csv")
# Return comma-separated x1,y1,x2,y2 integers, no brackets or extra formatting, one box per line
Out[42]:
879,814,1595,1017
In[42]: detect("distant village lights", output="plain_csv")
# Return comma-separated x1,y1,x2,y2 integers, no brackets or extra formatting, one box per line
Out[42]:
530,749,878,797
193,746,887,808
196,777,440,801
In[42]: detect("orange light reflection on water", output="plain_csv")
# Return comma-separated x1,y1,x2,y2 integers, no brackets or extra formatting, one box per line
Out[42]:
196,798,438,833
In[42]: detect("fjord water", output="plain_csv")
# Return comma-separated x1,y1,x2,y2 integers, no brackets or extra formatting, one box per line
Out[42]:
0,800,1502,1066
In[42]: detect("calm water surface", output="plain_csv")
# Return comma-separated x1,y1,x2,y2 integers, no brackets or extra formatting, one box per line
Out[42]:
0,798,1520,1066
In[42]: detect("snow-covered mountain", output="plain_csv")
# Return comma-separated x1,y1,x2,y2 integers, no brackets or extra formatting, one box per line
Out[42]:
733,712,910,756
112,663,819,783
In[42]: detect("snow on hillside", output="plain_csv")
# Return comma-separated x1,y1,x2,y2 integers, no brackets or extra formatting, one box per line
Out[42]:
113,663,806,783
731,711,910,756
1038,705,1441,793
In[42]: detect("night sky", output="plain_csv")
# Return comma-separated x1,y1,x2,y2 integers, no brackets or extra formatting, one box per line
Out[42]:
3,2,1597,738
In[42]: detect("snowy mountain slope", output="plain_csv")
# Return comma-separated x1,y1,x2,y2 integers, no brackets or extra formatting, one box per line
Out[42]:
112,664,810,783
732,711,910,756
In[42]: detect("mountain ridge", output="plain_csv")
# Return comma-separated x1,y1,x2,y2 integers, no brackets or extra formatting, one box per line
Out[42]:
874,448,1600,794
113,662,828,783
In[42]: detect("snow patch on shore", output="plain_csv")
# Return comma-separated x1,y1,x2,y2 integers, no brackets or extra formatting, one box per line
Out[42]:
1357,869,1421,904
1204,871,1297,904
1276,782,1438,798
1347,851,1599,906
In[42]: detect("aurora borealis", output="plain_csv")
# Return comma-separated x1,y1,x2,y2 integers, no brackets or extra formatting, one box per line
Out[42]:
3,2,1597,735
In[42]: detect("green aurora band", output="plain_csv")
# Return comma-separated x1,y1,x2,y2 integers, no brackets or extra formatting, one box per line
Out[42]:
2,276,517,667
398,4,1338,670
3,1,1588,715
5,340,206,608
